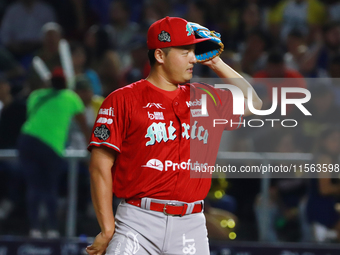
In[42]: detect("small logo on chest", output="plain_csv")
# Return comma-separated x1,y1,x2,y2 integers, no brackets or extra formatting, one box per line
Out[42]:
143,103,165,109
148,111,164,120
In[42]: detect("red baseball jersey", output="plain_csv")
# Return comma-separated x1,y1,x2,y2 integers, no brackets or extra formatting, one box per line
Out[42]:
88,79,243,202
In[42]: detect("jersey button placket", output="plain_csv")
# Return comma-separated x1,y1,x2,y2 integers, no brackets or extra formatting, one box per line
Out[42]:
172,100,181,162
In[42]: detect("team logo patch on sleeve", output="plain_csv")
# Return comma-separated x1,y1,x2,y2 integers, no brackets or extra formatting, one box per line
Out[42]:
94,125,110,141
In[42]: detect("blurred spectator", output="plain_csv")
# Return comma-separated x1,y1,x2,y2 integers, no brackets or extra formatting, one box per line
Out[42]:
148,0,171,21
255,132,309,242
185,0,209,27
222,51,252,80
284,30,309,72
204,199,238,240
326,0,340,22
68,76,103,150
0,0,11,21
68,76,104,218
254,127,300,152
300,21,340,77
0,47,25,81
0,0,56,58
232,3,263,51
107,0,140,68
84,25,121,96
17,67,88,238
46,0,90,40
0,78,27,220
269,0,326,44
87,0,111,26
27,22,62,92
293,84,340,152
0,78,11,117
67,0,87,36
240,28,270,76
120,36,150,86
327,54,340,106
207,178,237,214
171,0,190,18
139,3,165,33
306,126,340,242
0,78,27,150
71,42,102,96
328,54,340,78
253,49,307,116
205,0,230,27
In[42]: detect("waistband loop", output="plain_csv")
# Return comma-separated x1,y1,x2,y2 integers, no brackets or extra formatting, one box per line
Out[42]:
141,197,152,210
185,202,195,215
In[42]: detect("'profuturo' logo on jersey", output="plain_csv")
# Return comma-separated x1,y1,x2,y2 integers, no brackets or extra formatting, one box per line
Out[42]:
142,159,208,172
143,103,165,109
142,159,164,171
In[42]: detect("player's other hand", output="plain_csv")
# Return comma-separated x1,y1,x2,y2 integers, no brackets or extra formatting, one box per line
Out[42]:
86,231,114,255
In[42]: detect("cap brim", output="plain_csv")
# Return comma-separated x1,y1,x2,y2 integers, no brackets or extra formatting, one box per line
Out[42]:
178,37,211,47
193,37,211,44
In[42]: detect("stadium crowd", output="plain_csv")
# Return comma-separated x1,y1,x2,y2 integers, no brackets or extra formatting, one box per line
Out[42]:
0,0,340,243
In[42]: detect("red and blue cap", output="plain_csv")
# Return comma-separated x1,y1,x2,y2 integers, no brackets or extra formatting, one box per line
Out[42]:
147,16,209,50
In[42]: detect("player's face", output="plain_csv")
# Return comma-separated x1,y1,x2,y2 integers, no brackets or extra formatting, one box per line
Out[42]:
163,44,197,84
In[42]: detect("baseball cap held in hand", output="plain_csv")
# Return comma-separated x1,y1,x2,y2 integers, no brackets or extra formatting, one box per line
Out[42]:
147,16,210,50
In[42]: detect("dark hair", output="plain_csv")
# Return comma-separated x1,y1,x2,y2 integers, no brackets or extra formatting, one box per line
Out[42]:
330,54,340,66
288,29,304,39
267,49,284,64
70,41,84,54
51,77,66,90
75,75,92,91
0,74,8,85
95,26,114,59
191,0,210,24
147,48,171,66
114,0,130,13
70,41,91,69
323,21,340,34
247,28,271,50
148,49,156,66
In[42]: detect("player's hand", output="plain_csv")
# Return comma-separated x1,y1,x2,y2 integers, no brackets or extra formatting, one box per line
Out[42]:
200,56,222,68
86,231,114,255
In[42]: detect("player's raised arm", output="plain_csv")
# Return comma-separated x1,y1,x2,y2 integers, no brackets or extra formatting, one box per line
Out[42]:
202,56,262,116
86,146,116,255
188,22,262,116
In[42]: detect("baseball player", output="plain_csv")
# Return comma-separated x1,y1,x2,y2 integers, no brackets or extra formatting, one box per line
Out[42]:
86,17,262,255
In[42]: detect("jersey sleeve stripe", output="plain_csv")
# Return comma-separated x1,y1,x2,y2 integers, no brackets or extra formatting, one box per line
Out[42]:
88,141,121,152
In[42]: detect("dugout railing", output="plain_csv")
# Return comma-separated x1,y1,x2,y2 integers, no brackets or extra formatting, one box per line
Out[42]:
0,150,313,240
